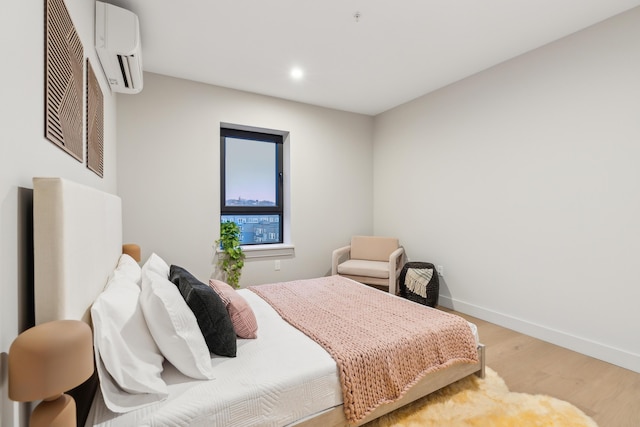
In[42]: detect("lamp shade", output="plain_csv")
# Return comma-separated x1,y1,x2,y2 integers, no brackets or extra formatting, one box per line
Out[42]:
122,243,141,262
8,320,93,402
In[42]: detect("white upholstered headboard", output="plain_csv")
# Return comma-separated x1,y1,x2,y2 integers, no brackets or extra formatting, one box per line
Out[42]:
33,177,122,325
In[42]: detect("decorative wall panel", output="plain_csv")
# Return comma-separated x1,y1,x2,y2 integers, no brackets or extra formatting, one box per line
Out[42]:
45,0,84,161
86,60,104,177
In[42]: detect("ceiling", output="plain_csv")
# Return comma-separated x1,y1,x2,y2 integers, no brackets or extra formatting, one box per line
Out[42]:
109,0,640,116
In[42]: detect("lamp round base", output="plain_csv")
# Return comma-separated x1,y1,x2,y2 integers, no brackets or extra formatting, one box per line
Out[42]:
30,394,76,427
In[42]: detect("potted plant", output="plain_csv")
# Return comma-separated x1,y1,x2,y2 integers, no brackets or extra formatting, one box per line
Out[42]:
215,221,245,288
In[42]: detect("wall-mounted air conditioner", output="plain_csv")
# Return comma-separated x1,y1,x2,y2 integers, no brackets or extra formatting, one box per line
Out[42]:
95,1,143,94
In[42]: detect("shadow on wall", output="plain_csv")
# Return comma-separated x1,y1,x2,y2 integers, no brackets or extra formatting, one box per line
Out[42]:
18,187,35,331
438,276,451,305
1,188,36,427
0,351,13,425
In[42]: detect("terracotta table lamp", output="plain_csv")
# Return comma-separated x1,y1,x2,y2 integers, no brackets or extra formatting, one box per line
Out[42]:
9,320,94,427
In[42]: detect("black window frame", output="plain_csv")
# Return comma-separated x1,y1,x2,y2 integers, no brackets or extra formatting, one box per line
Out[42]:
220,127,284,245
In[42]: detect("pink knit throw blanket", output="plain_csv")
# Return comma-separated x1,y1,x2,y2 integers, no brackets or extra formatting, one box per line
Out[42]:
250,276,479,424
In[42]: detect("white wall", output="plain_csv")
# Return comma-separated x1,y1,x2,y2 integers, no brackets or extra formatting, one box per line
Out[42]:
374,8,640,372
116,73,374,286
0,1,119,425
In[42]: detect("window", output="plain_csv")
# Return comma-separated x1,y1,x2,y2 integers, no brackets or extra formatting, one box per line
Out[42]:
220,127,283,246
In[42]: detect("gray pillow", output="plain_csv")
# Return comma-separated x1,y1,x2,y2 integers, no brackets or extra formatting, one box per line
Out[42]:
169,265,236,357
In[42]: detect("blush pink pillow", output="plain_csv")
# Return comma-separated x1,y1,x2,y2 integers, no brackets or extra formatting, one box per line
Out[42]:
208,279,258,339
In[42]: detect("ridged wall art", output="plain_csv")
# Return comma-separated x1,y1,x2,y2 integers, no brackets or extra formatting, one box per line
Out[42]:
86,60,104,177
45,0,84,162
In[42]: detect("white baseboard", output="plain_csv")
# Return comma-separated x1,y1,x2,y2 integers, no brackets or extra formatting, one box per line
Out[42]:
439,295,640,374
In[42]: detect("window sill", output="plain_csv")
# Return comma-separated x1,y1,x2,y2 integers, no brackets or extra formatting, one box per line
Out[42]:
217,244,295,260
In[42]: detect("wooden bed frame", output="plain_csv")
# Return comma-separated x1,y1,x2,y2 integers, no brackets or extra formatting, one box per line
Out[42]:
297,345,485,426
32,177,485,427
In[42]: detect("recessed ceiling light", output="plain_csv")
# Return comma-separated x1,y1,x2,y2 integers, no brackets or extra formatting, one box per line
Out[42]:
290,67,304,80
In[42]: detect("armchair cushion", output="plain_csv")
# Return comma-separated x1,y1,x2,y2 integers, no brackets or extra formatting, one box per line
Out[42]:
350,236,399,261
337,259,389,279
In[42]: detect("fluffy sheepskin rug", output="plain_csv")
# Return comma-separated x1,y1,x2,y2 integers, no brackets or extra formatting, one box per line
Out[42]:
366,368,598,427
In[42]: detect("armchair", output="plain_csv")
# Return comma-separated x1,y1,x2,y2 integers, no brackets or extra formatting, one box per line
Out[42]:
331,236,405,294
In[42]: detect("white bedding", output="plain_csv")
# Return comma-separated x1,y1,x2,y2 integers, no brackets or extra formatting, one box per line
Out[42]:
86,290,343,427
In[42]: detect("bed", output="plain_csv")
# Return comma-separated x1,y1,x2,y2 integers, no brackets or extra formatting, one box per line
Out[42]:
32,177,485,427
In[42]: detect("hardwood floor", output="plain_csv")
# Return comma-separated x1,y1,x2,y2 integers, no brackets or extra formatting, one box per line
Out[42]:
442,308,640,427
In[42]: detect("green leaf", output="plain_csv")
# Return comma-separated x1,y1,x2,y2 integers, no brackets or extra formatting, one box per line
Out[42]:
215,221,245,288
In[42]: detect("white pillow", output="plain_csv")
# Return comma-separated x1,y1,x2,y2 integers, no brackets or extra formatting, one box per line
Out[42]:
140,254,215,380
108,253,141,283
91,256,167,412
142,252,170,279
